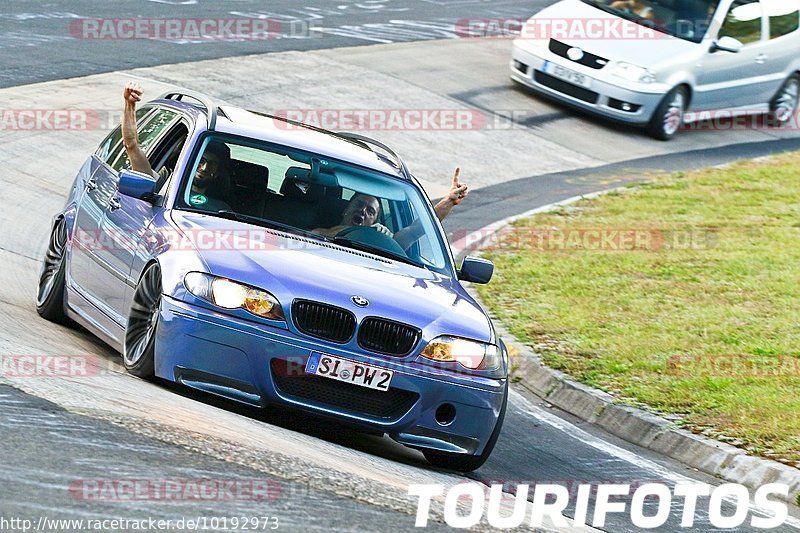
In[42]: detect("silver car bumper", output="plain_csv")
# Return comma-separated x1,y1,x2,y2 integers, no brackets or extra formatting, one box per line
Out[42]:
510,44,667,125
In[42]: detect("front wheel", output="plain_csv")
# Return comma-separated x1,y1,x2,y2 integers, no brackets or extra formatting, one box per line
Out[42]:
647,86,687,141
767,74,799,127
36,217,70,324
423,381,508,472
123,264,162,378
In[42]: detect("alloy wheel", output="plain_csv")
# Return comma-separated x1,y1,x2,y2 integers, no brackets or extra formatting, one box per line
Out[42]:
662,91,685,137
773,78,799,124
125,265,162,369
37,219,67,307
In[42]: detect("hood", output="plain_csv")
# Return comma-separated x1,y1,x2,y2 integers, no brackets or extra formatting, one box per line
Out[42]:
525,0,700,68
170,211,493,343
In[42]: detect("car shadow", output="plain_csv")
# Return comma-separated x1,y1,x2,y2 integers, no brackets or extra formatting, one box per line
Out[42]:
155,376,438,471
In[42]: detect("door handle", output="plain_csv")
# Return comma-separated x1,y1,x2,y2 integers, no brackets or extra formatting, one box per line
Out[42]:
86,178,97,191
755,53,768,64
108,198,121,211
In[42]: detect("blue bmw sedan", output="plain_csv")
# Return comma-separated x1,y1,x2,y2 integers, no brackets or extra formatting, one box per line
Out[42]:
36,92,508,471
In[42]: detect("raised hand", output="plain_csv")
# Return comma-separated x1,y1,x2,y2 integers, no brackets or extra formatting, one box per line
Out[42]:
448,167,469,206
124,81,143,106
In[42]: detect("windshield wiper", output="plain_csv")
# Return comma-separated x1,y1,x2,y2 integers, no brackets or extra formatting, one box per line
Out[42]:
215,210,330,241
331,237,424,268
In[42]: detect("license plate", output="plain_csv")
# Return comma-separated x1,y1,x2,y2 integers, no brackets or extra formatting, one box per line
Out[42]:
544,60,592,88
305,352,393,392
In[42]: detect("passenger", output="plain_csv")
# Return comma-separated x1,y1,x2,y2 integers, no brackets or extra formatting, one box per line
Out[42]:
121,82,230,210
313,168,469,249
609,0,655,19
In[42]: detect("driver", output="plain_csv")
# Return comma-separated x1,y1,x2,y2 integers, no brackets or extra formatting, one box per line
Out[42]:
313,193,387,238
609,0,655,19
312,168,469,249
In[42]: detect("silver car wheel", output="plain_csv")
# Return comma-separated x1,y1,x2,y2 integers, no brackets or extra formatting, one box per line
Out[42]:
37,218,67,307
773,78,799,124
662,91,685,137
125,265,161,369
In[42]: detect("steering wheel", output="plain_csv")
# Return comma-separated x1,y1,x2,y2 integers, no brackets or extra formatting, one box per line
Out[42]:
333,226,408,257
335,225,370,239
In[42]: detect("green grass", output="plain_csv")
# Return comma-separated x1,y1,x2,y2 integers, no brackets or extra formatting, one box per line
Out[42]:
478,154,800,467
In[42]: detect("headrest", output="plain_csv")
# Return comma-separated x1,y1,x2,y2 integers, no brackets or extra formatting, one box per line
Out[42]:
281,166,320,201
232,160,269,188
285,166,311,182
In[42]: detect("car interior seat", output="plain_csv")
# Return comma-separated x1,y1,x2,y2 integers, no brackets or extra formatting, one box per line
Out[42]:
314,186,349,230
228,160,269,217
255,166,324,229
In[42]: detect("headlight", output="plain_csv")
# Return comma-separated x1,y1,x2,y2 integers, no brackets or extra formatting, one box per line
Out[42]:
184,272,284,320
609,62,656,84
420,336,501,371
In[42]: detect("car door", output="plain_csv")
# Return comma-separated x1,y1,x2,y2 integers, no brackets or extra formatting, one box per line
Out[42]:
693,0,773,110
103,119,190,321
760,0,800,98
69,106,154,299
91,108,184,325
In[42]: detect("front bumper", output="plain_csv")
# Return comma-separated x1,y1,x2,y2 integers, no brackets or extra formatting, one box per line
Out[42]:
510,43,668,125
157,296,506,455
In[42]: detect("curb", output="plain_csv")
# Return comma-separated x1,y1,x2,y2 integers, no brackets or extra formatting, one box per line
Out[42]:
454,190,800,507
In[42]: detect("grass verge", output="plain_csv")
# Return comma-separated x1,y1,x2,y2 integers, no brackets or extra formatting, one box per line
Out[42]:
477,153,800,467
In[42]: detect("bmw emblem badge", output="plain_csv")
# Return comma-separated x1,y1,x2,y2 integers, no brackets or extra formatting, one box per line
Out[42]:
351,296,369,307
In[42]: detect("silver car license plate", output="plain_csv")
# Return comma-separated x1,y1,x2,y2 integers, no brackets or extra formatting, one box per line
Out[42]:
544,60,592,89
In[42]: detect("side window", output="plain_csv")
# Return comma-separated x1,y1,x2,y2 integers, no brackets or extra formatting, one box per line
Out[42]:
719,0,763,44
148,122,190,196
111,109,179,172
762,0,799,38
95,106,152,164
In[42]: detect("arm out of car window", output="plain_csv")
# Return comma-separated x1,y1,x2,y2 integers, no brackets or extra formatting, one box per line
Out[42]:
121,82,157,179
395,167,469,250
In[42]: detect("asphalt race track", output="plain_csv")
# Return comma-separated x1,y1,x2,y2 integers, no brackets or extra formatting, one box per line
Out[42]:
2,1,800,531
0,0,549,88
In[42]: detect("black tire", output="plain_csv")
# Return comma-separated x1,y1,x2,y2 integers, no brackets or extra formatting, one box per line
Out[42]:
423,381,509,472
36,217,70,324
767,74,799,128
647,86,687,141
123,264,162,378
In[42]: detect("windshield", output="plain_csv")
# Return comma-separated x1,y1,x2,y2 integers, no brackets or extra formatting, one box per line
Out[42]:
581,0,721,43
176,134,453,276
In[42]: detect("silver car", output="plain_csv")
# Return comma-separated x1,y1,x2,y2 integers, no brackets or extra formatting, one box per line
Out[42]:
510,0,800,139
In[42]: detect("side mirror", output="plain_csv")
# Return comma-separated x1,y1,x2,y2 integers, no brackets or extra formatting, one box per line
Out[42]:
458,256,494,284
118,169,157,201
710,36,743,54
